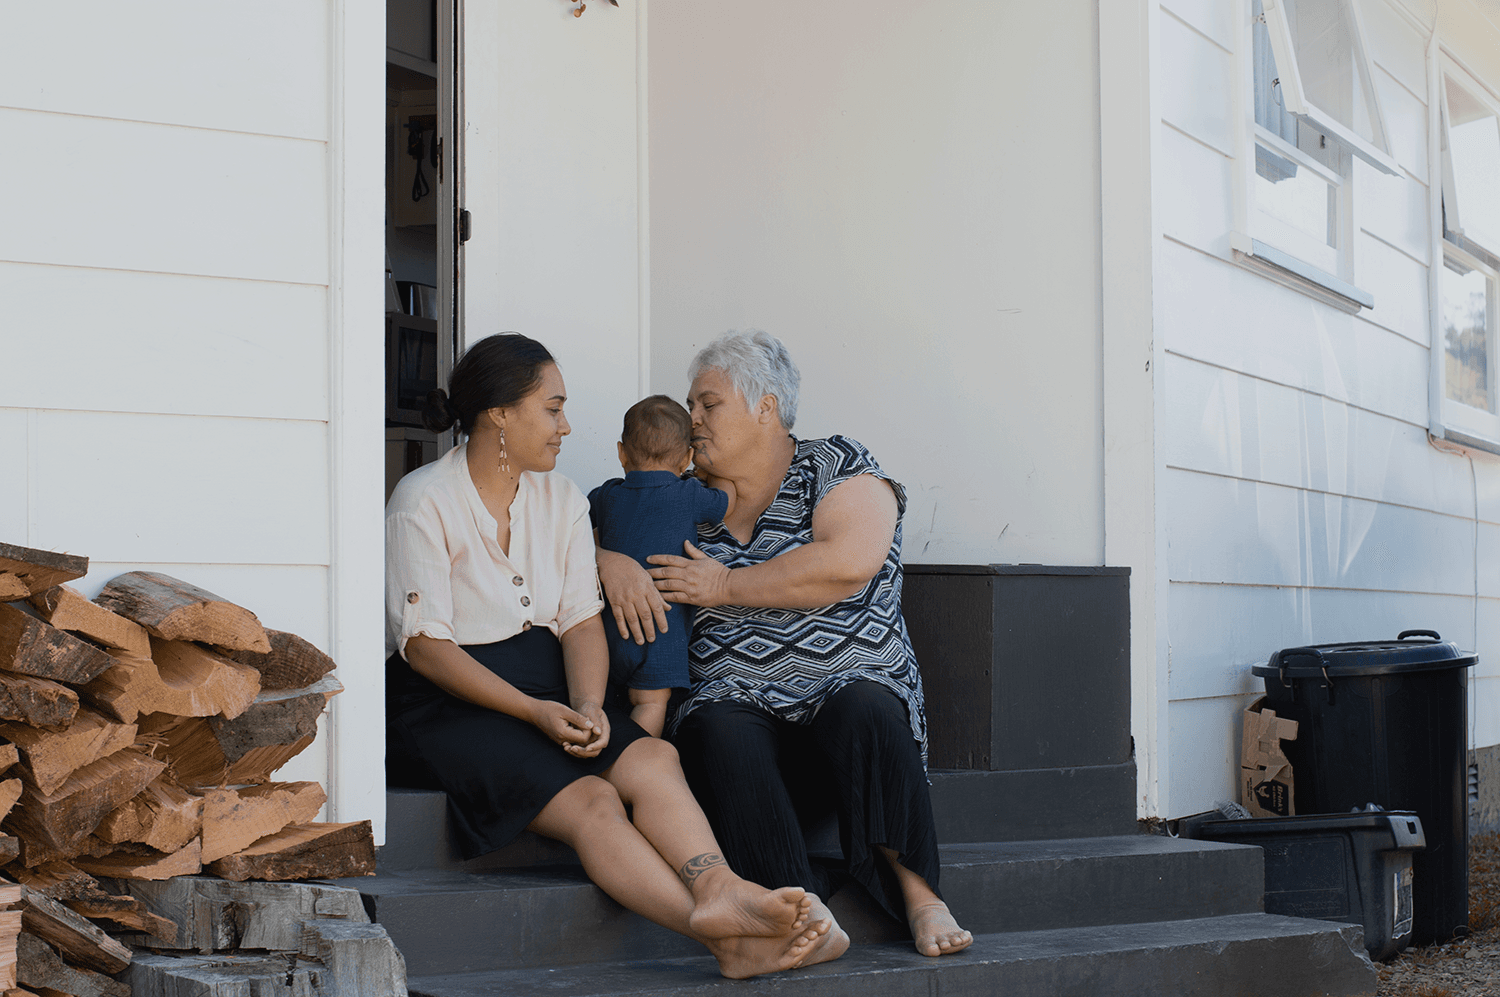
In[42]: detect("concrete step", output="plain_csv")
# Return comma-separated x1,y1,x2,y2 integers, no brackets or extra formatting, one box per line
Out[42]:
404,914,1377,997
347,836,1264,977
380,766,1139,874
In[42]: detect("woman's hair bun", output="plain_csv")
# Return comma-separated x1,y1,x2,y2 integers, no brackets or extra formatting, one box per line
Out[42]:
421,388,459,433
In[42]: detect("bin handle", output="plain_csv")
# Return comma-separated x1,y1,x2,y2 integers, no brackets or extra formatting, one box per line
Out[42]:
1397,630,1441,641
1275,646,1327,688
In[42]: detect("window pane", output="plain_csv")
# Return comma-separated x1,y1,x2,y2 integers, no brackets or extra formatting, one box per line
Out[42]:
1256,144,1337,247
1445,75,1500,255
1281,0,1380,147
1442,261,1491,412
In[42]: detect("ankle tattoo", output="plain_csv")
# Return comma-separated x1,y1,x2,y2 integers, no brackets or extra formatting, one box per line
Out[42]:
679,852,726,885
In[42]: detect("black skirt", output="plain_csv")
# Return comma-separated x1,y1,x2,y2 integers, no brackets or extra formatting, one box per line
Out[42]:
386,626,650,859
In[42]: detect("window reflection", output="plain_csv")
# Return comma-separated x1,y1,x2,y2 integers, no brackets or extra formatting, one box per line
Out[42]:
1443,261,1492,413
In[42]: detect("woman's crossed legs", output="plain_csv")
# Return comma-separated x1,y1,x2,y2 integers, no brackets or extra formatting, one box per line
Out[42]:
526,735,848,979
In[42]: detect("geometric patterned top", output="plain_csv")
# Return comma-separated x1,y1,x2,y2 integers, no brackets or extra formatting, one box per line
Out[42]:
672,436,928,766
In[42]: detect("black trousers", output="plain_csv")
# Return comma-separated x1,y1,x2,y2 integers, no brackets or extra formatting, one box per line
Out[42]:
672,681,940,922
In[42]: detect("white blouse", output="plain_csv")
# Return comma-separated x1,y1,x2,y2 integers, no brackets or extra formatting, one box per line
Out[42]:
385,444,604,659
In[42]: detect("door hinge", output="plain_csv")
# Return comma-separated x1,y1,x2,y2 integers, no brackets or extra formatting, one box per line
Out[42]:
459,209,471,243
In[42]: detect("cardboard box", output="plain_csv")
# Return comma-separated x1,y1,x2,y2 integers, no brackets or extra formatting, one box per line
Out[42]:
1242,696,1298,817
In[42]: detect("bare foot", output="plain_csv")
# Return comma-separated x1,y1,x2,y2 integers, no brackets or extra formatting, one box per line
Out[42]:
688,876,810,939
909,900,972,957
791,895,849,970
708,915,830,979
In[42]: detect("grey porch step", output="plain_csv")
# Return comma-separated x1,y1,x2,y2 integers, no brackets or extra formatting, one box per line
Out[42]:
349,836,1263,977
380,766,1138,874
405,914,1377,997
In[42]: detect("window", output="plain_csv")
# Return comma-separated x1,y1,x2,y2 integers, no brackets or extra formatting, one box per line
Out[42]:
1234,0,1394,309
1436,60,1500,448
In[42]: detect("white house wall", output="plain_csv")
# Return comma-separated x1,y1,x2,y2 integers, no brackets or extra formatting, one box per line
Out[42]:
1156,0,1500,817
0,1,386,838
646,0,1106,567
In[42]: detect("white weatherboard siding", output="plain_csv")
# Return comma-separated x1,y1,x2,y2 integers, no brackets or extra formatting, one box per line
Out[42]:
0,2,385,837
1157,0,1500,817
647,0,1106,568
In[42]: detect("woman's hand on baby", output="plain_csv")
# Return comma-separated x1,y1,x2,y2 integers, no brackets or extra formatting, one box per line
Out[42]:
530,699,606,756
597,548,670,646
648,542,733,607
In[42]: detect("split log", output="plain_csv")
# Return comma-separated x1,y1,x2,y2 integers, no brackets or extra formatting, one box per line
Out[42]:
16,931,129,997
137,715,313,789
0,711,138,797
224,629,337,691
147,638,260,719
0,909,18,992
0,784,20,827
0,747,18,779
0,606,115,686
0,840,18,868
95,777,201,854
18,888,130,975
206,821,375,883
0,544,86,603
94,572,270,653
73,838,201,881
0,676,76,732
299,919,409,997
26,586,148,656
4,749,166,855
200,782,326,863
5,862,99,902
125,951,333,996
111,876,368,952
80,639,260,726
63,897,176,943
206,675,340,764
11,833,116,870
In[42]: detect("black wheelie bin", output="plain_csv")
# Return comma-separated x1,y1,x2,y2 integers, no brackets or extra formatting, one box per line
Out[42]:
1253,631,1477,945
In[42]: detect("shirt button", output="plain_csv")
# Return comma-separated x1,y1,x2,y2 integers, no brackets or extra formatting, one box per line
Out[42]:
521,621,532,631
512,575,524,586
406,592,419,604
520,596,531,607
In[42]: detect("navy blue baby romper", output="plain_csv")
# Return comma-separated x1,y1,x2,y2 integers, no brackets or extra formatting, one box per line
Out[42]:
587,471,729,691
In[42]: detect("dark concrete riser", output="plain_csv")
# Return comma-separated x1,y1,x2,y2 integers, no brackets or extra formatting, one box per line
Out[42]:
404,915,1376,997
380,761,1140,875
354,836,1264,976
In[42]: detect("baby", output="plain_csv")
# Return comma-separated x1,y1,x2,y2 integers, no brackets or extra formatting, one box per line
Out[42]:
588,395,735,737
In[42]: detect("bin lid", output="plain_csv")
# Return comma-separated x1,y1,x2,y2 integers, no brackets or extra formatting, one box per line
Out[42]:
1252,631,1478,680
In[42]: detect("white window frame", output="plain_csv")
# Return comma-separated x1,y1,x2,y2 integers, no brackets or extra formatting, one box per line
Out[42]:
1439,57,1500,261
1231,0,1380,312
1435,243,1500,447
1259,0,1401,176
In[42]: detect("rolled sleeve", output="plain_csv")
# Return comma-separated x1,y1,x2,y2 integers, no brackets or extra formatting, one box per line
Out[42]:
555,492,605,636
386,509,457,658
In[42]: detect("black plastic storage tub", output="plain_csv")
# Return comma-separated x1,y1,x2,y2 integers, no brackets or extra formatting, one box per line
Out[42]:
1253,631,1477,944
1188,811,1425,960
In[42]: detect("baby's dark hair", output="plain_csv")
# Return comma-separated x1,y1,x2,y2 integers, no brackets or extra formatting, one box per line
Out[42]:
621,395,692,466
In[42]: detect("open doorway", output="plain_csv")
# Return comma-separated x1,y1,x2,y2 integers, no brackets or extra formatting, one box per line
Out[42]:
384,0,458,502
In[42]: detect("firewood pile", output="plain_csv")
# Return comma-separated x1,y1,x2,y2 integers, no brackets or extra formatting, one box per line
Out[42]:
0,542,385,997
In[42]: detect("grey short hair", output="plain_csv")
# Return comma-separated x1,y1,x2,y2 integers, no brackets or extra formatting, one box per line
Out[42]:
689,330,801,430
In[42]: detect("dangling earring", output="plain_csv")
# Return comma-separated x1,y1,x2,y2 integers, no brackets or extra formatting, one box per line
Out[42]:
499,427,510,475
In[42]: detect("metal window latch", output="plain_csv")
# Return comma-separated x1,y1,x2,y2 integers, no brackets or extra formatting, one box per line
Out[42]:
433,137,443,184
459,210,471,243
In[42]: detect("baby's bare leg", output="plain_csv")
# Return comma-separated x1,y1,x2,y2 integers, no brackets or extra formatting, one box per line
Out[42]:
629,687,672,738
604,737,822,941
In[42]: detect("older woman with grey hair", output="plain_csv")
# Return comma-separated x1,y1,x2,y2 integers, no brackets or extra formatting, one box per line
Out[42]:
596,330,972,958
